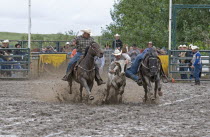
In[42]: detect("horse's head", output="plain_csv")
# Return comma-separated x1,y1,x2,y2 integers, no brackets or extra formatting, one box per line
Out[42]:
89,42,103,58
114,60,127,76
144,47,160,78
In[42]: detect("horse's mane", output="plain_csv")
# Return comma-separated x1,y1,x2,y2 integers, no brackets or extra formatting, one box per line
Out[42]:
144,47,158,60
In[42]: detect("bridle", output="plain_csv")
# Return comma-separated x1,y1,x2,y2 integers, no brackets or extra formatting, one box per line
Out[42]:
89,43,101,55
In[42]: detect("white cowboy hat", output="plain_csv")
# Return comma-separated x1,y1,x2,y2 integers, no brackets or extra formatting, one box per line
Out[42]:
189,44,193,47
66,42,70,45
114,34,120,37
191,46,199,50
81,29,91,34
148,41,153,44
112,49,122,56
182,45,187,48
178,45,183,48
2,40,9,43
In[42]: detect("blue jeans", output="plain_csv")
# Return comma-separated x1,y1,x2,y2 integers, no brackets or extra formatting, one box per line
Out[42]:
125,52,146,81
179,64,188,79
188,66,193,79
194,65,202,81
66,52,83,73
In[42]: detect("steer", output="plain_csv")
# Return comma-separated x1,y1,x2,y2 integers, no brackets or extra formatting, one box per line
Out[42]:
103,60,127,104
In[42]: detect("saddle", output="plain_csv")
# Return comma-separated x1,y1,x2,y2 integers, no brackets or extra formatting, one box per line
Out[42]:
66,56,84,80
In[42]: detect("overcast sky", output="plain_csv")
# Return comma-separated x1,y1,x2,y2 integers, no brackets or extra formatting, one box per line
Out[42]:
0,0,115,35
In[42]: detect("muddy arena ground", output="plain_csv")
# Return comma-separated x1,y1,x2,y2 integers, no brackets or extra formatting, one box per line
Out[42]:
0,71,210,137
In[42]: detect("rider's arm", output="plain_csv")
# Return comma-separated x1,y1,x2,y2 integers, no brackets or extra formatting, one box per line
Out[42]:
122,53,131,62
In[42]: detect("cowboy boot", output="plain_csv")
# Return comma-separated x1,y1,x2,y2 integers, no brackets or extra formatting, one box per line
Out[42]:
136,78,143,86
95,65,105,85
196,80,200,85
194,80,198,85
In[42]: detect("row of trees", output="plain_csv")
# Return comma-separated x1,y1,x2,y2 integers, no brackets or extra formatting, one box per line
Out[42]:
101,0,210,49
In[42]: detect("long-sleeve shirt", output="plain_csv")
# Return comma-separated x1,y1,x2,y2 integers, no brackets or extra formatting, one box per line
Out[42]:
192,51,202,66
70,35,94,53
112,39,123,49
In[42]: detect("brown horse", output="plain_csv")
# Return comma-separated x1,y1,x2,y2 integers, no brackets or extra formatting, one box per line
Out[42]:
138,48,162,103
67,42,103,101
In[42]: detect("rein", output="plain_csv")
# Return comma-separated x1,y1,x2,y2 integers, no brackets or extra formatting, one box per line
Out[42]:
90,44,100,54
78,65,95,72
141,62,150,70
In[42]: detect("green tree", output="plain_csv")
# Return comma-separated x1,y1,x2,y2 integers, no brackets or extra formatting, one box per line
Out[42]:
101,0,210,49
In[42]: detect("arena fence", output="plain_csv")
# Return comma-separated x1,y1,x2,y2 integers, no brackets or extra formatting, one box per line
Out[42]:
0,48,30,79
168,50,210,81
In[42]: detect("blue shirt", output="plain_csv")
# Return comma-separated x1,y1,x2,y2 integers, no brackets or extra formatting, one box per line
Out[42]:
192,51,201,66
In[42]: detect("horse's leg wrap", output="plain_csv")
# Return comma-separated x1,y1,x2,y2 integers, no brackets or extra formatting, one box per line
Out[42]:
80,78,94,100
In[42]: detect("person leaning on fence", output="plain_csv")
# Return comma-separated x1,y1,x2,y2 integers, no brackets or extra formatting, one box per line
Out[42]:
13,44,23,61
178,45,188,79
62,29,105,85
191,46,202,85
112,34,123,50
186,44,194,79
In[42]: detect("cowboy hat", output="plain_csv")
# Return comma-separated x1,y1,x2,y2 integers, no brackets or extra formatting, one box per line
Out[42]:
112,49,122,56
2,40,9,43
178,45,183,48
66,42,70,45
81,29,91,34
189,44,193,47
182,45,187,48
114,34,120,37
148,41,153,44
191,46,199,50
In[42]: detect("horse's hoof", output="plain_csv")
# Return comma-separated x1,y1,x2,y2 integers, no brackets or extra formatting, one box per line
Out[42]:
89,95,94,100
158,91,163,96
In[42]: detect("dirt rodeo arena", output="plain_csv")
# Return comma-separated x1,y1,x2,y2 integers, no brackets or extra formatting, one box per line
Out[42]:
0,51,209,137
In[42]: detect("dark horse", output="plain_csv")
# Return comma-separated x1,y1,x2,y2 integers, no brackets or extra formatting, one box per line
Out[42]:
138,48,162,103
67,42,103,101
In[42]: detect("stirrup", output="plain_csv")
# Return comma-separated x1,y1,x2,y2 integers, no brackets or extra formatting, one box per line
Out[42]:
136,79,143,86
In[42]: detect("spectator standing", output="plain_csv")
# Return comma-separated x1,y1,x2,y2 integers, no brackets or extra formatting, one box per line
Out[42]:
128,44,140,62
178,45,188,79
112,34,123,50
191,46,202,85
186,44,194,79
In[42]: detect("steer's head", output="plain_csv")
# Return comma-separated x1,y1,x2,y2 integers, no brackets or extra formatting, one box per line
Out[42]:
114,60,127,76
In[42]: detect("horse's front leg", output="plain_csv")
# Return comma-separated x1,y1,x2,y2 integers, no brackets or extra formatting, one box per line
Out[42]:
79,85,83,102
68,79,72,94
80,78,94,100
143,76,152,102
